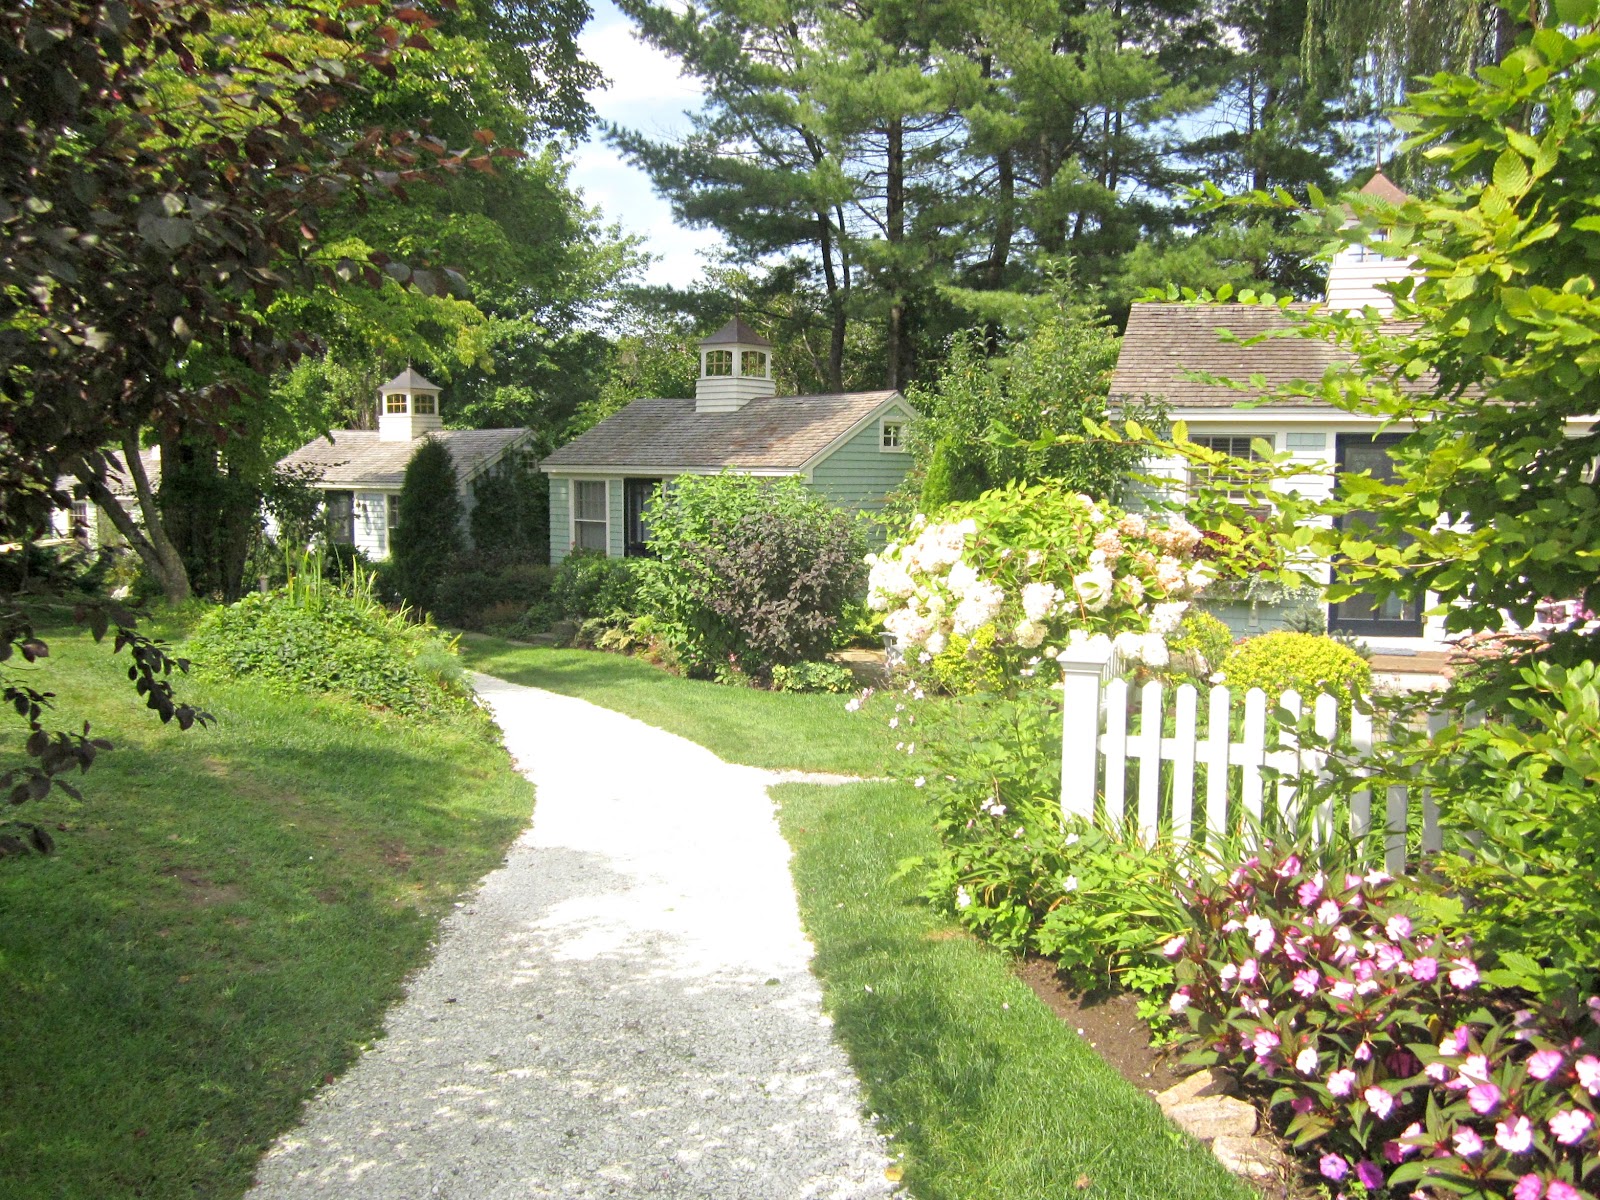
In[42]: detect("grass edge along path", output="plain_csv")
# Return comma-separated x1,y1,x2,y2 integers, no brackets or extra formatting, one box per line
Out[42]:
0,625,534,1200
774,780,1254,1200
458,634,897,776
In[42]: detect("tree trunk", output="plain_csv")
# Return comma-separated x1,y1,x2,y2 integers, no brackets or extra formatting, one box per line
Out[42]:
76,430,192,605
886,114,907,391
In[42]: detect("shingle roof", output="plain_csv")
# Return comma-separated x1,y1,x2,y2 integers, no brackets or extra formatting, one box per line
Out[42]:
1111,303,1356,411
1360,171,1410,205
541,391,902,471
381,367,440,392
278,428,531,490
699,317,771,347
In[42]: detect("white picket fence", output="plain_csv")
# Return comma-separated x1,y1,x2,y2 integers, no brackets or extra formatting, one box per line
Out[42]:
1057,645,1445,874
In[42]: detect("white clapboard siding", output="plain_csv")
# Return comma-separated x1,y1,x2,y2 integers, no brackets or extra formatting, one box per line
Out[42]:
1058,645,1446,873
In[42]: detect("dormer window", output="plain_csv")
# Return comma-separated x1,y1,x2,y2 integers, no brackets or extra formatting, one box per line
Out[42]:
413,391,436,415
741,350,768,378
705,350,733,376
386,392,408,415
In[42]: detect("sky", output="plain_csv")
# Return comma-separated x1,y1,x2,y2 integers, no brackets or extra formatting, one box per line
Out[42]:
568,0,724,288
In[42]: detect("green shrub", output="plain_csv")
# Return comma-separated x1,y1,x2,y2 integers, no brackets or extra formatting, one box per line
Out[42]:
468,447,547,567
1219,630,1369,708
550,551,639,620
637,474,867,681
432,562,553,629
928,625,1009,696
770,660,856,694
188,559,479,722
390,437,464,614
1168,609,1233,678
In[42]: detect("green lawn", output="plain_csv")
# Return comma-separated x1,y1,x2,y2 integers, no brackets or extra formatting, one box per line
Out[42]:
458,634,900,776
0,624,534,1200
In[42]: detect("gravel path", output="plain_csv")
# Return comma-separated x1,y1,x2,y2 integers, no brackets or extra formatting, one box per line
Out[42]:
247,673,896,1200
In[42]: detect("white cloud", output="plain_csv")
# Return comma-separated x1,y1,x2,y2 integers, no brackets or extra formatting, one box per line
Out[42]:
571,0,724,288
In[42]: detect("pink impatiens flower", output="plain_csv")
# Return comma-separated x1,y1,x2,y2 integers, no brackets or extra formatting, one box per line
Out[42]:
1292,969,1320,997
1513,1175,1544,1200
1468,1083,1502,1115
1290,1095,1315,1115
1319,1153,1348,1182
1251,1028,1280,1060
1328,1068,1357,1097
1385,913,1412,940
1245,913,1275,953
1239,957,1259,985
1575,1055,1600,1096
1528,1049,1565,1081
1549,1108,1594,1145
1495,1115,1533,1154
1297,876,1323,906
1411,956,1439,982
1355,1160,1384,1189
1329,979,1356,1001
1275,854,1301,877
1375,942,1406,971
1315,898,1341,927
1460,1054,1491,1084
1162,934,1187,958
1449,956,1480,989
1548,1183,1581,1200
1453,1126,1483,1157
1168,988,1191,1014
1364,1086,1395,1120
1296,1046,1319,1075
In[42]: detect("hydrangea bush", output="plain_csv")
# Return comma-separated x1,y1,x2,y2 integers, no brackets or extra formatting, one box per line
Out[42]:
866,482,1214,689
1166,847,1600,1198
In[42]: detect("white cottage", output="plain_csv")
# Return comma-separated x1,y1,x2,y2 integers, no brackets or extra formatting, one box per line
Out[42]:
277,369,533,559
1110,173,1452,647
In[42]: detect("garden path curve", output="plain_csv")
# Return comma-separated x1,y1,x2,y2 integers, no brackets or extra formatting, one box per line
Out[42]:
246,672,896,1200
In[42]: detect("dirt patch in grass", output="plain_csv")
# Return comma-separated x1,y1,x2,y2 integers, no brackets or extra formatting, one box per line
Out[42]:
172,869,244,907
1013,956,1184,1096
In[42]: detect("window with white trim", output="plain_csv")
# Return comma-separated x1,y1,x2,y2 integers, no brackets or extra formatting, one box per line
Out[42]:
385,392,407,414
413,391,436,415
572,480,609,553
1188,434,1272,504
881,420,906,451
704,349,733,377
740,350,768,377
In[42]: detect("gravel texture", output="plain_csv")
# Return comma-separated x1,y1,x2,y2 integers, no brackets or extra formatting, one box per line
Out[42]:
247,673,896,1200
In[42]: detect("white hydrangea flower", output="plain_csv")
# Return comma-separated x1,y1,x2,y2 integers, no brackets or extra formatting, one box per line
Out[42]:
925,630,947,656
1118,512,1148,538
1013,619,1046,648
1021,581,1064,623
1149,600,1189,636
947,559,982,599
1065,630,1113,656
1073,566,1114,612
1121,575,1145,605
1155,556,1186,592
1113,630,1145,660
951,579,1005,635
1187,561,1217,594
1139,631,1170,668
1092,529,1123,557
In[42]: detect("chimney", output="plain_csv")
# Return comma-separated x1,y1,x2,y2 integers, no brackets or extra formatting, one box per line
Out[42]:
694,318,775,413
377,368,444,441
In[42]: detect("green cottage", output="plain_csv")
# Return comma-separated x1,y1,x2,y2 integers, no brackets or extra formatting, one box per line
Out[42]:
540,318,915,561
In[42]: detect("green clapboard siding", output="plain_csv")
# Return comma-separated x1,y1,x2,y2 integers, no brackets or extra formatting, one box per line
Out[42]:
808,415,912,519
548,477,571,564
609,478,624,559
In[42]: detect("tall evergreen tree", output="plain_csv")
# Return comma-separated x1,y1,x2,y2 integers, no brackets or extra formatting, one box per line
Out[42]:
391,439,464,614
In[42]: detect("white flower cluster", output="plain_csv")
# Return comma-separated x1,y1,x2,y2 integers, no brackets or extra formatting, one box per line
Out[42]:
868,502,1215,669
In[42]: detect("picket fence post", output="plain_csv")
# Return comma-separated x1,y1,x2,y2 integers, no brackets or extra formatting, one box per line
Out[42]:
1059,643,1113,822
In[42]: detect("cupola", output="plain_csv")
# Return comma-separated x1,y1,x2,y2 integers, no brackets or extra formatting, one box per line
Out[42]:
377,368,444,441
1325,172,1416,315
694,318,775,413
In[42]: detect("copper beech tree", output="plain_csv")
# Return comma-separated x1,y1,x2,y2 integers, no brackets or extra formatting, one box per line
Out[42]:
0,0,515,827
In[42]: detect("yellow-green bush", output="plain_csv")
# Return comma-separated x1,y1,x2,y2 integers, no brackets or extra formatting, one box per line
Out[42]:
1169,609,1234,677
929,624,1009,695
1220,630,1369,707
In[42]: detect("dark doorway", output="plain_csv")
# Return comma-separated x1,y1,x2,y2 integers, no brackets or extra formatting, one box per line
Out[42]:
1328,434,1423,637
623,478,661,558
